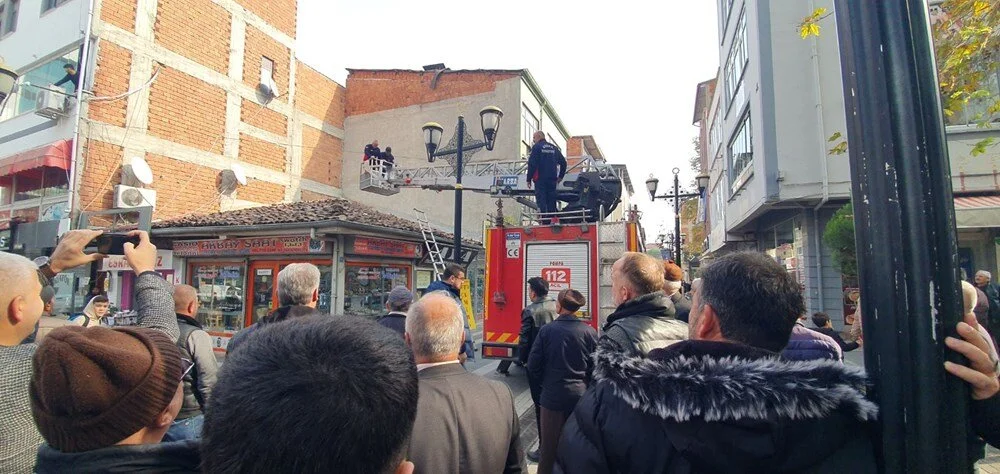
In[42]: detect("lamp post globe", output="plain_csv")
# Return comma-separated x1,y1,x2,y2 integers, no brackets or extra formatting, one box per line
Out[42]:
480,106,503,151
696,173,710,191
422,122,444,162
645,175,659,201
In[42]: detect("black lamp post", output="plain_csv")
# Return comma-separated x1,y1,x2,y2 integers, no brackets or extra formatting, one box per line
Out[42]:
646,168,709,264
422,106,504,264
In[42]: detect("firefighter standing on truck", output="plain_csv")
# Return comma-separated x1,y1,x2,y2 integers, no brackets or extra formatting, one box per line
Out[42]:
526,131,567,222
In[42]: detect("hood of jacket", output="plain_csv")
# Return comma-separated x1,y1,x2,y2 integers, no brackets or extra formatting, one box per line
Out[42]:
593,339,878,471
176,313,203,330
425,279,460,298
604,291,675,328
36,440,200,473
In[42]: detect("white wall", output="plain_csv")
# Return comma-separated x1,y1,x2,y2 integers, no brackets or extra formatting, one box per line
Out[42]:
0,0,86,70
342,77,524,242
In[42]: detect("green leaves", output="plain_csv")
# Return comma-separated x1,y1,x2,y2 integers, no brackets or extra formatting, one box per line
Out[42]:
798,7,830,38
971,137,996,156
828,132,848,155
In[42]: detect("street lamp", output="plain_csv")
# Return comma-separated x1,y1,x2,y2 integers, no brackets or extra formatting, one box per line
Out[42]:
0,58,19,115
421,106,504,264
646,168,710,264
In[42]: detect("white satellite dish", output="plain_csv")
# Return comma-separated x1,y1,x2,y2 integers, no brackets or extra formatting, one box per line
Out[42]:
129,156,154,185
230,163,248,186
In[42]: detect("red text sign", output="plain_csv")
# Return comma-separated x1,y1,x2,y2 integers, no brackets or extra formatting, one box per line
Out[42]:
541,266,571,292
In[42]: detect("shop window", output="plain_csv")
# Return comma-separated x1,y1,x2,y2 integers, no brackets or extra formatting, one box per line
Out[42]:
345,263,411,317
190,263,246,332
14,169,43,201
2,166,69,202
764,218,804,287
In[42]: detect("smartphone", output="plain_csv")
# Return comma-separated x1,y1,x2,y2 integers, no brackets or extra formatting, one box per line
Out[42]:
92,233,140,255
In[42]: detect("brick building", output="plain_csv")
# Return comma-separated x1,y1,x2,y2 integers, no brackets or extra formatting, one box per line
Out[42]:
0,0,345,314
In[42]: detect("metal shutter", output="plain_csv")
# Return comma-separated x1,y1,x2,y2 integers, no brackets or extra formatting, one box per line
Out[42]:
524,242,591,318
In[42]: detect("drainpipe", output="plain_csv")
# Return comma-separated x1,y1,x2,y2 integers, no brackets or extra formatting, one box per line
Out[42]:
67,0,97,226
809,0,830,314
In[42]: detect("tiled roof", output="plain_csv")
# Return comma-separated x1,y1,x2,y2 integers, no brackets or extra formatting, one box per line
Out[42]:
152,198,479,245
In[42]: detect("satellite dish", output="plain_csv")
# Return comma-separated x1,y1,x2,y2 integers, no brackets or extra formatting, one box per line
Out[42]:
230,163,247,186
129,156,154,185
122,188,144,207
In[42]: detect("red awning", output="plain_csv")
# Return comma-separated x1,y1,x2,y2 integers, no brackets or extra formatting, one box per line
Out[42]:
0,139,72,176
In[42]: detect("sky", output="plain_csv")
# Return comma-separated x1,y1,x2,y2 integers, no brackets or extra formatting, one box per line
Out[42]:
295,0,720,238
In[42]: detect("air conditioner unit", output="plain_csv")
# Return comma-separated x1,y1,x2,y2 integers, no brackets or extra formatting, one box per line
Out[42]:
35,89,67,120
114,185,157,209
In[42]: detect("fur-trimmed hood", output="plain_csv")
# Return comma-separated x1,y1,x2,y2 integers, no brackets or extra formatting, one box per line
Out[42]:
594,339,878,423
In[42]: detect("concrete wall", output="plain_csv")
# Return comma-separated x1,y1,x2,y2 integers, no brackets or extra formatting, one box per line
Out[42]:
342,76,524,241
948,127,1000,194
0,0,87,70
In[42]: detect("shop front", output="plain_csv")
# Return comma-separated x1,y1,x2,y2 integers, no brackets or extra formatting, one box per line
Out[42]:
172,236,333,354
343,236,424,318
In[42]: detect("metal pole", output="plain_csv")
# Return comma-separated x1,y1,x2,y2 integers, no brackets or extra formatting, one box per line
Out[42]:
454,116,464,264
674,172,681,264
834,1,967,472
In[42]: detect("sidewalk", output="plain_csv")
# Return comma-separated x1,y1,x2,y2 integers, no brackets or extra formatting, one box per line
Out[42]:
981,446,1000,473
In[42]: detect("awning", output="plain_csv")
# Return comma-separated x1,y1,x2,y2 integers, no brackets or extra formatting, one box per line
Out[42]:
0,139,72,176
954,196,1000,229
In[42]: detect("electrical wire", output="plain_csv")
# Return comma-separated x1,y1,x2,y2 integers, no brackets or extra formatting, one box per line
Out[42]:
84,67,161,102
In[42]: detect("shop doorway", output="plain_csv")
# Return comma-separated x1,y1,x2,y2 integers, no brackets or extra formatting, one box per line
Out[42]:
247,260,333,326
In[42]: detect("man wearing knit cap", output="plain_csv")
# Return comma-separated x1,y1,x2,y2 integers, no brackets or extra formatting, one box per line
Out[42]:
0,230,181,473
379,285,414,336
662,259,692,322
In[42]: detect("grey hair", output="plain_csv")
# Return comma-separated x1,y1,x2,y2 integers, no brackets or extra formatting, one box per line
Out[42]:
277,263,321,306
977,270,992,280
405,291,465,359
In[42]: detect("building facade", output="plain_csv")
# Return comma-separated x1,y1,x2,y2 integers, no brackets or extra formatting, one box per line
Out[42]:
0,0,345,315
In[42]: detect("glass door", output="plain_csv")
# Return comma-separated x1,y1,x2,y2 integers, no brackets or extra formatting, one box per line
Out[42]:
249,262,279,325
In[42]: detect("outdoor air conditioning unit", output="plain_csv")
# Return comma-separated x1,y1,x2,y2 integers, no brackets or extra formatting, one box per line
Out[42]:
114,185,157,209
34,89,67,119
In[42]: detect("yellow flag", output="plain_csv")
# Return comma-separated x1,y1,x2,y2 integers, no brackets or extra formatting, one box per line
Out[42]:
460,280,476,330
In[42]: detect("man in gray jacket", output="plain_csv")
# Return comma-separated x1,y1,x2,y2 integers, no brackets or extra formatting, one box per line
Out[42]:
165,284,218,441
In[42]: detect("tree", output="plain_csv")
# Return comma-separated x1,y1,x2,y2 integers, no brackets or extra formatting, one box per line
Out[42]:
680,198,706,257
822,202,858,278
800,1,999,156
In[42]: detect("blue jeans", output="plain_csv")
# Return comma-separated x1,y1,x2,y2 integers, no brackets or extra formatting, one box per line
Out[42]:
163,414,204,442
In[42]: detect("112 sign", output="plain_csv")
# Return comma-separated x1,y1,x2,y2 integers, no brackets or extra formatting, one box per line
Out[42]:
541,266,571,291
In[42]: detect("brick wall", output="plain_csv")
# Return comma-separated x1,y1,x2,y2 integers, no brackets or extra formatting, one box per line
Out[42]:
346,70,519,116
239,133,286,172
300,189,330,201
295,62,345,128
100,0,137,32
240,179,285,203
155,0,231,75
241,98,287,136
243,25,290,102
78,140,124,212
147,67,227,154
234,0,296,38
88,42,132,128
145,153,221,219
301,126,341,187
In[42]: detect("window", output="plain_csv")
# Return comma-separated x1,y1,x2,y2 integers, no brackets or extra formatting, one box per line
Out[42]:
260,56,274,84
344,263,411,318
522,105,539,157
41,0,69,13
728,112,753,191
724,12,748,109
190,263,247,332
763,219,804,287
0,50,80,122
0,0,19,36
946,69,1000,126
718,0,736,41
711,178,725,229
0,167,69,203
709,105,723,156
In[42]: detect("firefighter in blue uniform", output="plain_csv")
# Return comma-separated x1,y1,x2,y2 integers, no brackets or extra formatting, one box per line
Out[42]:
526,131,567,223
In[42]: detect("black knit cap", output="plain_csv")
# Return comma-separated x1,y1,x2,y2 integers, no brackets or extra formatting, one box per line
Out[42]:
29,326,183,453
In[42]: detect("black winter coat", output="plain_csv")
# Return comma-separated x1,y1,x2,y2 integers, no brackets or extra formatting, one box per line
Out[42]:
227,305,323,355
526,314,598,412
555,340,879,474
601,292,687,357
670,292,692,323
377,312,407,337
36,440,200,473
974,394,1000,449
781,323,843,362
526,139,567,183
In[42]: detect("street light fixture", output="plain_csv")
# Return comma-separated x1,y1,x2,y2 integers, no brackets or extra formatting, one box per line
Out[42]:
421,106,504,266
0,58,19,115
648,167,709,264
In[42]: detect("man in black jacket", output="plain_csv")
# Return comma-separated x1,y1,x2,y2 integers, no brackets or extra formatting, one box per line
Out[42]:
526,131,567,222
165,284,219,442
812,311,861,353
527,289,596,474
556,252,878,473
227,263,323,355
378,285,413,337
602,252,687,357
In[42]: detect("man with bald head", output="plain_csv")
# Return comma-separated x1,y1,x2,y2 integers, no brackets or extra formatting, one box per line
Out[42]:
165,284,219,442
526,130,567,223
405,292,526,473
601,252,687,357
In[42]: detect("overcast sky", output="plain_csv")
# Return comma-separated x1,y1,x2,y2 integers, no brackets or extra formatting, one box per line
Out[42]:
296,0,720,238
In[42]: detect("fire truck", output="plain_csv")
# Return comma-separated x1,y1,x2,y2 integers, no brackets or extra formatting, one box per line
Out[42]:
360,154,644,360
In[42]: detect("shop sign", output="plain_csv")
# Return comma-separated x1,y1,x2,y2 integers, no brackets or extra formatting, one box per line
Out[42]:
173,236,327,257
100,250,174,272
0,210,11,230
208,331,235,354
352,237,422,258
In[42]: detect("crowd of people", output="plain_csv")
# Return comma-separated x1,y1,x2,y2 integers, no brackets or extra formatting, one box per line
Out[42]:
2,231,1000,473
